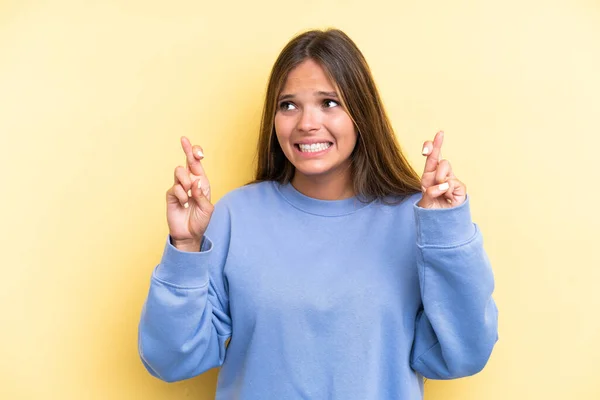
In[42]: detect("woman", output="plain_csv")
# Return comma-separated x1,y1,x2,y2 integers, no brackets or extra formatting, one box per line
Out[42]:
138,29,498,399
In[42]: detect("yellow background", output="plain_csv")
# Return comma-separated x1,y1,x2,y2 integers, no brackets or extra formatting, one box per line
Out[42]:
1,0,599,399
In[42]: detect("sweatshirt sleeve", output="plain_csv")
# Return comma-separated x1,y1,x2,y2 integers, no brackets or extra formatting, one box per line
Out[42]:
137,201,233,382
409,196,499,380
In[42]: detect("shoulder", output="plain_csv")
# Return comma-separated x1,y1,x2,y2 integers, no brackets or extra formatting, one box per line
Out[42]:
365,191,422,223
376,191,422,211
205,181,277,230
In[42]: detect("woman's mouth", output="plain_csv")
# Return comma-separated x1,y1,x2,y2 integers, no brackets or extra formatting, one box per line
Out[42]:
294,142,333,155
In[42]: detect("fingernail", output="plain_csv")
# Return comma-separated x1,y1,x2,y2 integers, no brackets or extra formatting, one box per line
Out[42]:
198,180,202,189
438,182,449,191
197,150,204,158
184,202,189,208
187,189,192,197
422,146,430,155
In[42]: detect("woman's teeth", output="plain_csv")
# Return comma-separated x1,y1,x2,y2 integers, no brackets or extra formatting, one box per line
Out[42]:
298,142,332,153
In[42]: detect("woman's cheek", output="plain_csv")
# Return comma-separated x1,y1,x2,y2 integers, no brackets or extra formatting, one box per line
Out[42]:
275,116,293,138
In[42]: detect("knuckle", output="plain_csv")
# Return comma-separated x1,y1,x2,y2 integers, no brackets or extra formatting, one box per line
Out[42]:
174,184,186,197
174,167,185,180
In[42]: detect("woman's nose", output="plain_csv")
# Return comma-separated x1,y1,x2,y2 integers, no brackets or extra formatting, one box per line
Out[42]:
297,107,321,132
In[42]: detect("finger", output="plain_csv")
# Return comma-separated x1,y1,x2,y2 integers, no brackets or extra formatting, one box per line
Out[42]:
423,180,451,201
180,136,194,164
174,166,192,190
421,141,433,156
423,131,444,174
442,178,456,204
441,178,467,204
180,136,207,177
447,178,467,198
435,159,453,185
167,184,190,208
197,176,211,202
192,145,205,160
189,145,208,178
190,178,214,211
175,163,209,200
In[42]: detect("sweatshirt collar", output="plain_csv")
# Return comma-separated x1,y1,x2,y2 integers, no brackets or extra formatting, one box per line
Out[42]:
274,181,373,217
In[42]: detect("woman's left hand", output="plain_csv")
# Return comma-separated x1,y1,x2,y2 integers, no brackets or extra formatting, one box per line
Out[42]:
417,131,467,209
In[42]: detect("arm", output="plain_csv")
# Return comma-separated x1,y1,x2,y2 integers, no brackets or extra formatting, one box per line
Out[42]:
138,202,232,382
410,196,499,379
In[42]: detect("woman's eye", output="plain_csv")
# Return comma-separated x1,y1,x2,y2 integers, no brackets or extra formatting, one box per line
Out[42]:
279,102,296,111
323,99,339,108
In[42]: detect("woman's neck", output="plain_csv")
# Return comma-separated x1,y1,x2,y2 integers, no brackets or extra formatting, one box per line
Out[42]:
291,169,354,201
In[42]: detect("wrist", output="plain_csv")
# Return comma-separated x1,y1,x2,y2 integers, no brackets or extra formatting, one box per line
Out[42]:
171,237,202,252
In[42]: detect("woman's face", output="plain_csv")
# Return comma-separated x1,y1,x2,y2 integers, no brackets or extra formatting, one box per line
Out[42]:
274,59,357,184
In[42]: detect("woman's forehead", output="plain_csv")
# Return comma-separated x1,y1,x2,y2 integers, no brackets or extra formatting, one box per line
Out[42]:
282,60,335,92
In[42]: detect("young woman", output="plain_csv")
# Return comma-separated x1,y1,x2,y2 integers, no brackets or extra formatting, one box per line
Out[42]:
138,29,498,400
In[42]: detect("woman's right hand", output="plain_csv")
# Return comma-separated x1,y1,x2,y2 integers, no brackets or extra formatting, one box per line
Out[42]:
166,136,214,251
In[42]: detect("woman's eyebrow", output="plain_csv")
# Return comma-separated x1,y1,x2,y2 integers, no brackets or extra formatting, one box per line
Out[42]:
278,91,339,101
278,93,295,101
316,91,338,98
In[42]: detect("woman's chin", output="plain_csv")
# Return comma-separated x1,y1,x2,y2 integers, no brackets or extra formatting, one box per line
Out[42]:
290,158,351,181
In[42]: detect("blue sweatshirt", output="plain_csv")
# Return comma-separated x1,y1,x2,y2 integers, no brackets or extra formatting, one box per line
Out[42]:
138,180,498,399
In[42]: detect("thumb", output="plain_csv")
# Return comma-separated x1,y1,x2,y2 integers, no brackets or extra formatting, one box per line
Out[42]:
190,178,213,210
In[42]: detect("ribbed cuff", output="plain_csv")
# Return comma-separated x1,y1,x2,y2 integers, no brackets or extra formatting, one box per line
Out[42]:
153,235,214,287
413,195,476,247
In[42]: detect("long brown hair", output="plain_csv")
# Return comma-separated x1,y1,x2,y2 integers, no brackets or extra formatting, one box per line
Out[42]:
249,28,422,203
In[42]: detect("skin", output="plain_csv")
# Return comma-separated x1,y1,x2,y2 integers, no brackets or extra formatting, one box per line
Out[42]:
166,137,212,252
417,131,468,209
273,59,358,201
166,66,468,251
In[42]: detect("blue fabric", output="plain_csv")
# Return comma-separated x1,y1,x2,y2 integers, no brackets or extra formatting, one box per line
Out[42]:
138,180,498,399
